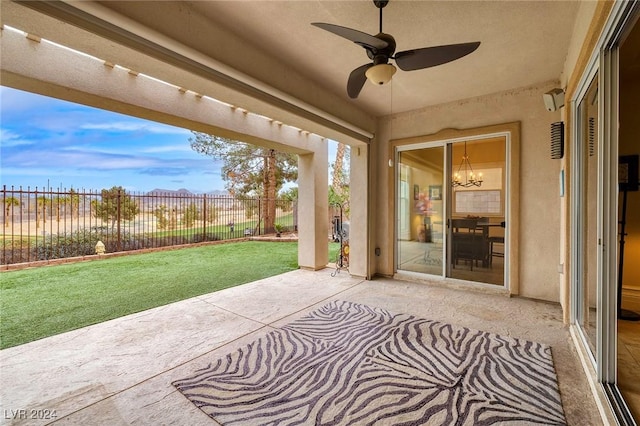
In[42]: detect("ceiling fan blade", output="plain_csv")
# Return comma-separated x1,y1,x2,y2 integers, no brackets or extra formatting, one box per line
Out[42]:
312,22,388,51
394,41,481,71
347,64,372,99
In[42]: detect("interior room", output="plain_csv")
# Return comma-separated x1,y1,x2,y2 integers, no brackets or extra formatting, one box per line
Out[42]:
617,16,640,420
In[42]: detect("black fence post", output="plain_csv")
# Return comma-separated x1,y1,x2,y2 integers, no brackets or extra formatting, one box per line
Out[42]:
34,187,40,260
258,198,262,236
117,189,122,252
202,193,207,242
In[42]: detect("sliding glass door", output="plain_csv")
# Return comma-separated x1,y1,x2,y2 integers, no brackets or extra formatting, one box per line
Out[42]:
570,4,640,424
396,137,507,287
396,146,445,276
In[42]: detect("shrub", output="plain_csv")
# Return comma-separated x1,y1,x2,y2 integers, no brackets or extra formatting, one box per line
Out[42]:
31,231,98,260
29,229,154,260
182,203,199,228
190,233,221,244
153,205,169,230
8,228,221,264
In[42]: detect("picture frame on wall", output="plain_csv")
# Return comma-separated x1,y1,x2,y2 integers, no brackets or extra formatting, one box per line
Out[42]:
413,184,420,200
429,185,442,200
619,155,639,192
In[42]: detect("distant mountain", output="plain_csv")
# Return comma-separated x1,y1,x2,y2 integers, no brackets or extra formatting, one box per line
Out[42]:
206,189,230,196
146,188,193,196
146,188,230,196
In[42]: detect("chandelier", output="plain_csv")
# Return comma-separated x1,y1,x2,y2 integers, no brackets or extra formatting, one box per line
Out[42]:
452,142,483,188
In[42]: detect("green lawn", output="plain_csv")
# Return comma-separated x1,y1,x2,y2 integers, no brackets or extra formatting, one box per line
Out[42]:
0,241,339,349
1,241,341,349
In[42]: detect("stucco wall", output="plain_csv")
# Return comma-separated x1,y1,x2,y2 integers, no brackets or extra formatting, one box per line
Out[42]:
560,0,599,89
373,80,564,302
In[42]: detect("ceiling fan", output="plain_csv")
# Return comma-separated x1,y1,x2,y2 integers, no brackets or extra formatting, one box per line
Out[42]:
312,0,481,99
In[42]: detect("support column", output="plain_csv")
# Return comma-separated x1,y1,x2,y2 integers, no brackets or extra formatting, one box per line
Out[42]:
298,146,328,269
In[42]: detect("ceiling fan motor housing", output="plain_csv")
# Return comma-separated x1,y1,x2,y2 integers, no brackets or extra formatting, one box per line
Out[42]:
367,33,397,62
373,0,389,9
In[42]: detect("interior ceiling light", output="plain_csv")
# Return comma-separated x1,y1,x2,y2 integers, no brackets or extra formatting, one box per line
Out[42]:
452,142,483,188
365,63,396,85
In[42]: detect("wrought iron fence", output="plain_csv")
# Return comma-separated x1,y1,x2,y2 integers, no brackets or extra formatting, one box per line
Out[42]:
1,185,297,265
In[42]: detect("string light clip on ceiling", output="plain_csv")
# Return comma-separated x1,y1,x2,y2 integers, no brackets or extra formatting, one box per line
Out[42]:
452,142,483,188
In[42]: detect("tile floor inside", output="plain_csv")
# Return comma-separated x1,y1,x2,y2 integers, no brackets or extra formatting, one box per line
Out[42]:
398,240,505,286
618,312,640,420
1,269,602,425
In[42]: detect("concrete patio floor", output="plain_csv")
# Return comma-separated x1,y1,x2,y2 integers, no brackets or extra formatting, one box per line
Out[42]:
1,268,601,425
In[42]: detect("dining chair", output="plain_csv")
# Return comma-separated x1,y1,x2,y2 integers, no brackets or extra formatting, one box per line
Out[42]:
451,218,481,270
488,221,506,267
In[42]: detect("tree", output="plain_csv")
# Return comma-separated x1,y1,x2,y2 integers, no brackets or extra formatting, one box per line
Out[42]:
53,195,69,222
190,132,297,233
4,196,20,228
332,143,347,193
279,187,297,213
153,205,169,230
203,203,218,224
168,208,178,230
91,186,139,229
183,202,199,228
330,143,350,217
35,196,51,229
68,188,80,219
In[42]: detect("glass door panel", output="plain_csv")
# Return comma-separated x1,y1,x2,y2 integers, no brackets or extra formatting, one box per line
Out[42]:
448,138,506,286
397,147,445,276
576,74,599,355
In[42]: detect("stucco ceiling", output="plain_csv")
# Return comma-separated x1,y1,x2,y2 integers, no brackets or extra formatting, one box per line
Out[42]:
3,0,583,137
94,0,580,118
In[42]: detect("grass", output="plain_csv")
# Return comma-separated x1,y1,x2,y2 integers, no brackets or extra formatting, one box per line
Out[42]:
1,241,342,349
1,242,299,349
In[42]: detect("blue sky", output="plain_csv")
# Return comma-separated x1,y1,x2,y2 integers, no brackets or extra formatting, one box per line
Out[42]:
0,86,226,193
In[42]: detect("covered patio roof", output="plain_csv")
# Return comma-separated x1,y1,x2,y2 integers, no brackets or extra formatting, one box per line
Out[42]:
3,0,580,143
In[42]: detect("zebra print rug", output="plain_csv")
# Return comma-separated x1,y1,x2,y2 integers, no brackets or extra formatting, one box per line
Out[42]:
173,301,566,425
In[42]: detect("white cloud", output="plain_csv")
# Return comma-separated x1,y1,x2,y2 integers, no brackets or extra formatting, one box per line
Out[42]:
0,87,225,191
139,144,195,154
80,121,190,135
0,128,34,148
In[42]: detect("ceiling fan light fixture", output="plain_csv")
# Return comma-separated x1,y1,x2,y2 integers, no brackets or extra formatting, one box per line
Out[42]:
365,63,396,85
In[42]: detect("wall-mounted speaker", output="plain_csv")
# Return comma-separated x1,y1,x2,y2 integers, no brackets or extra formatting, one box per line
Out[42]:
543,88,565,112
551,121,564,159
